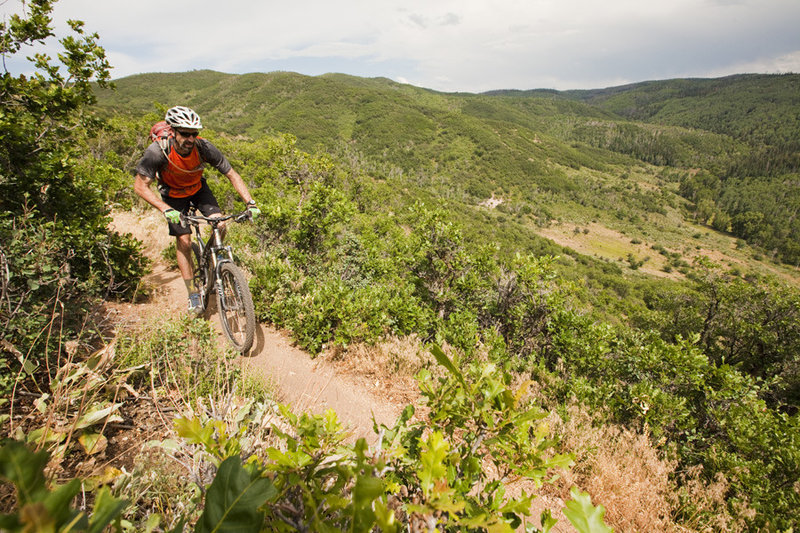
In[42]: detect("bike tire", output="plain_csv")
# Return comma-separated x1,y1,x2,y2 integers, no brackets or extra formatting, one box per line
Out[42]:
191,242,212,312
217,262,255,353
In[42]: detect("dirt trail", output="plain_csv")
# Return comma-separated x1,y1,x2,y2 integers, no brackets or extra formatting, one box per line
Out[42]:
110,210,402,443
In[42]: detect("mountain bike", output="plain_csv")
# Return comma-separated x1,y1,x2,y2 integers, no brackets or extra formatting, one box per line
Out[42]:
183,207,256,354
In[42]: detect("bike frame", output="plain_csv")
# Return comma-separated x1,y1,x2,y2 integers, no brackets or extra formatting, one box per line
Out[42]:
184,208,249,306
180,206,256,353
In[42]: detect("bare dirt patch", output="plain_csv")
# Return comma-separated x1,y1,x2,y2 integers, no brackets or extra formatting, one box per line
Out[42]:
479,195,505,209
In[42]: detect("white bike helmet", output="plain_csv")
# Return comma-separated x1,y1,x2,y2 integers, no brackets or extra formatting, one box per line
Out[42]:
165,106,203,130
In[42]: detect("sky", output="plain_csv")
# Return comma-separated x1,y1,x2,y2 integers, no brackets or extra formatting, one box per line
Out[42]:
3,0,800,93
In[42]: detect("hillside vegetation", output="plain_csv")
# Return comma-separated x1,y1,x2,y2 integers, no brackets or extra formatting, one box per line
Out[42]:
566,74,800,145
96,70,800,268
568,74,800,265
3,3,799,529
92,70,800,530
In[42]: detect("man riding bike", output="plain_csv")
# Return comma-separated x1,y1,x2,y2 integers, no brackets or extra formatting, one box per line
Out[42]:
133,106,260,316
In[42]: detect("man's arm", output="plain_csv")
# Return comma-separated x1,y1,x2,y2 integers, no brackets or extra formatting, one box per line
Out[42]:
224,168,254,204
196,139,254,205
133,173,172,214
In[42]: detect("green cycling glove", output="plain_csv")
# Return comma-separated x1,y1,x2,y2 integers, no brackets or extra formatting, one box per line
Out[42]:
247,203,261,220
164,208,181,224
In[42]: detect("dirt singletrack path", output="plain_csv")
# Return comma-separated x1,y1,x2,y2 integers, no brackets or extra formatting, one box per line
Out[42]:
110,210,403,443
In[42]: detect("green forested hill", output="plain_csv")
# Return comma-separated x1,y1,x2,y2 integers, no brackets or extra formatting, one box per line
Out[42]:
99,69,800,171
562,73,800,146
96,69,750,211
96,70,799,268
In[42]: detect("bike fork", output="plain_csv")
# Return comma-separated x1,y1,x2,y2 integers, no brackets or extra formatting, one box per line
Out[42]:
214,261,233,310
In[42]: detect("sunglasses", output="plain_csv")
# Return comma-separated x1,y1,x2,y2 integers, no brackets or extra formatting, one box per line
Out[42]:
176,130,199,138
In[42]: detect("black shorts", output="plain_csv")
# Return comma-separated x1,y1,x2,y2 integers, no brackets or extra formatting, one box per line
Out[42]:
161,180,221,236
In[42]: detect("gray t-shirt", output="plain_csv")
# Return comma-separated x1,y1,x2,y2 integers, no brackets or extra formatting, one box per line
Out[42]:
134,138,233,181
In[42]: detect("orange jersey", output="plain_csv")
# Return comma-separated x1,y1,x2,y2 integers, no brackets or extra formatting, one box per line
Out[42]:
135,138,233,199
160,144,205,198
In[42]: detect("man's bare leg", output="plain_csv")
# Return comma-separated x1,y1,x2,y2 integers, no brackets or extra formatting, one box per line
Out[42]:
176,233,202,315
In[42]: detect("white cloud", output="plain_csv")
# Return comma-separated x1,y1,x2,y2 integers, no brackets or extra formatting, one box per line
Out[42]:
2,0,798,91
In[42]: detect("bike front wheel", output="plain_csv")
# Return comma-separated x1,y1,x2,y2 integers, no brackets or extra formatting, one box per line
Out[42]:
217,262,255,353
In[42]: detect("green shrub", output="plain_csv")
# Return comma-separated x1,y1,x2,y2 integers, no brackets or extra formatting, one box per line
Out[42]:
0,1,148,394
549,306,800,529
174,346,613,532
0,440,126,532
0,210,147,396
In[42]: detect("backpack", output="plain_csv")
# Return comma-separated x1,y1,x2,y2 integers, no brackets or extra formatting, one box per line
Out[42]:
149,121,174,153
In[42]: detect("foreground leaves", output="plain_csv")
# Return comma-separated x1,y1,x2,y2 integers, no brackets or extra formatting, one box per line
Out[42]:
174,345,610,532
563,488,614,533
195,456,277,533
0,440,127,532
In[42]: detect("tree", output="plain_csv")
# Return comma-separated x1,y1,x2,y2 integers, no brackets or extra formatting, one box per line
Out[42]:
0,0,112,220
0,0,147,384
730,210,764,241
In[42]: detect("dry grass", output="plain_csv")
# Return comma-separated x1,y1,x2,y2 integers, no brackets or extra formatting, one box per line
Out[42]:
538,404,760,532
545,405,678,532
535,221,680,280
671,465,756,533
322,335,435,405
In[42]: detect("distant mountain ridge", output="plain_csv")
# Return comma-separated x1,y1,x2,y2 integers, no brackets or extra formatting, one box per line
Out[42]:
564,73,800,146
487,73,800,146
99,70,799,147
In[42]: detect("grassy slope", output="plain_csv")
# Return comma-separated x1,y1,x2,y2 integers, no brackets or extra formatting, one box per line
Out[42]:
96,71,800,292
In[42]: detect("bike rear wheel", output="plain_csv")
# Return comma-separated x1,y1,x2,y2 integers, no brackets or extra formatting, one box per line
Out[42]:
190,242,212,312
217,262,255,353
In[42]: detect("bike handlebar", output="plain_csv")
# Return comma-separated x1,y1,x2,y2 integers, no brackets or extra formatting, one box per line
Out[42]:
182,209,251,227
